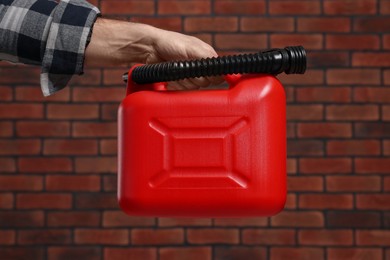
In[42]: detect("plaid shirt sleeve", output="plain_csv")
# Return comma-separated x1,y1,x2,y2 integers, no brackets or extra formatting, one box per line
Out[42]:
0,0,100,96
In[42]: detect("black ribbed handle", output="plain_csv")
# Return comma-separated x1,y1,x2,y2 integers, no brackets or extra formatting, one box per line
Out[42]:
123,46,306,84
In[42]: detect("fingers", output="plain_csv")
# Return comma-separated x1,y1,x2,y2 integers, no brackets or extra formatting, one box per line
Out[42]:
167,76,225,91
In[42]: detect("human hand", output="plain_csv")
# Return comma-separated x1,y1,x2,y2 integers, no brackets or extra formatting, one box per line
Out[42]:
85,18,223,90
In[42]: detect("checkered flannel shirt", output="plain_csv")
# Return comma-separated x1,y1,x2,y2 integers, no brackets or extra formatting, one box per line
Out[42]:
0,0,100,96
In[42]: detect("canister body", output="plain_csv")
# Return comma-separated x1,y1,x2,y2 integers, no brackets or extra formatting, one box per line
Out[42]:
118,74,286,217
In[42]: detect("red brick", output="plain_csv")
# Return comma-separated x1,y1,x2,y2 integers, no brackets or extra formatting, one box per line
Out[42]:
287,122,295,138
355,158,390,173
328,248,382,260
44,139,98,155
16,193,72,209
326,176,381,192
241,17,294,32
101,104,117,121
353,87,390,103
354,17,390,32
384,35,390,49
215,34,267,50
357,194,390,210
242,229,295,245
278,70,324,85
215,0,265,15
287,176,324,192
300,158,352,174
103,176,117,192
298,123,351,138
385,177,390,191
326,105,379,121
75,157,116,174
355,122,390,137
104,248,157,260
101,1,154,15
0,139,40,155
158,1,210,15
214,218,267,227
75,193,118,209
103,69,127,85
382,0,390,14
287,158,297,174
269,1,320,14
18,230,71,245
159,218,212,227
103,211,155,227
0,230,15,245
0,158,15,172
46,175,100,191
357,230,390,246
286,105,323,120
0,248,44,260
271,34,323,50
0,121,12,137
47,104,99,119
16,121,70,137
286,193,297,209
298,18,350,32
0,67,40,84
100,139,117,155
308,52,350,68
72,87,124,102
187,229,239,244
0,86,12,101
299,194,353,209
0,193,13,209
47,211,101,227
288,140,324,156
324,0,376,14
48,247,101,260
160,247,211,260
18,157,72,173
214,246,266,260
75,229,128,245
299,230,353,245
327,35,379,50
327,140,380,156
271,211,324,227
15,86,70,101
185,17,238,32
353,53,390,66
0,175,42,191
0,211,44,227
131,17,182,31
296,87,351,103
72,122,116,137
287,139,325,156
327,211,381,228
132,228,183,245
385,140,390,155
0,104,43,118
271,247,324,260
327,69,380,85
383,106,390,121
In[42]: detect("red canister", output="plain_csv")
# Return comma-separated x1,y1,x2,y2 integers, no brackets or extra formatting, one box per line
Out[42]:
118,70,286,217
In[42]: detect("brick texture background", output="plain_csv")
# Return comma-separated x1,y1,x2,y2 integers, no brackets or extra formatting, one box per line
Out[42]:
1,0,390,259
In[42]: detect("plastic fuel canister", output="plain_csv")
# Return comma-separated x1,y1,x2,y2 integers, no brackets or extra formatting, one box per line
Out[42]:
118,46,307,217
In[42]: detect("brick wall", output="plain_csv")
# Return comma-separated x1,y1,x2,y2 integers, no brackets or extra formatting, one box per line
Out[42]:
0,0,389,259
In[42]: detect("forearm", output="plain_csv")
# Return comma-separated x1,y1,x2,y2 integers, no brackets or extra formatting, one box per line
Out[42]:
85,18,156,67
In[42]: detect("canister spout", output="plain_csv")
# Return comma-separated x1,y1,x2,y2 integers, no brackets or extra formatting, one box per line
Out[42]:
123,46,306,84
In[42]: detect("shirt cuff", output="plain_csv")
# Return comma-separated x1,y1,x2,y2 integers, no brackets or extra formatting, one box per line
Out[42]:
40,0,100,96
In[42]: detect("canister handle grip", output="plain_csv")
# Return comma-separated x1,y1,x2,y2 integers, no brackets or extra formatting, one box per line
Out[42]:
123,46,306,84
